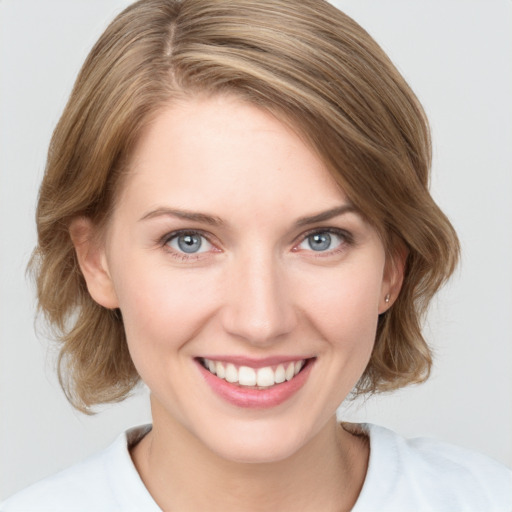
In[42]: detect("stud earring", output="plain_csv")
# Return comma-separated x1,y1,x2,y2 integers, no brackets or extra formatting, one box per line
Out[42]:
385,294,390,304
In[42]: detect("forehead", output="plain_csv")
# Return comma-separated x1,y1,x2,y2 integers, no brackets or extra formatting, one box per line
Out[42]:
117,95,348,220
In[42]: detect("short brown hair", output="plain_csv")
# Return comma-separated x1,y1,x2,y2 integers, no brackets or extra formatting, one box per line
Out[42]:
30,0,459,412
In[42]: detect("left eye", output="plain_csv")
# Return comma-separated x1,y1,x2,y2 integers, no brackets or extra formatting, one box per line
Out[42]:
297,231,344,252
167,232,212,254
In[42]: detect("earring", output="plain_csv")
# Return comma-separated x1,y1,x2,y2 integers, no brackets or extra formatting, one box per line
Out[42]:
385,294,390,304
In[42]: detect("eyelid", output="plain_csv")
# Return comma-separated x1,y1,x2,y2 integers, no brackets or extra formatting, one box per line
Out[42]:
161,228,213,244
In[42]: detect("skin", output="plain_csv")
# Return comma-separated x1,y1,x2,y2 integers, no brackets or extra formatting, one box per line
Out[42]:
71,95,404,511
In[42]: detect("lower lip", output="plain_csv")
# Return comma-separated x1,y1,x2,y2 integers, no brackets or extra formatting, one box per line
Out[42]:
196,359,314,409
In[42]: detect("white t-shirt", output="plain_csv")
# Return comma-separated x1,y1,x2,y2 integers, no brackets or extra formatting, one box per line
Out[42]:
1,424,511,511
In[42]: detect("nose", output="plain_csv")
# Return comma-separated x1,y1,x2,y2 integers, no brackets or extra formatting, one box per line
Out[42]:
220,251,297,346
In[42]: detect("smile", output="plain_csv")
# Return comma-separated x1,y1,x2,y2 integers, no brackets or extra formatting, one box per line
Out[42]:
196,356,315,408
199,358,308,388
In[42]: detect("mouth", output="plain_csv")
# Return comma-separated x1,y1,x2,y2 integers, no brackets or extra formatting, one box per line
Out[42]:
198,357,312,389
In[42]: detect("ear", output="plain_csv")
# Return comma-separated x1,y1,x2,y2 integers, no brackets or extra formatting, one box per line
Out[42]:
379,243,408,314
69,217,119,309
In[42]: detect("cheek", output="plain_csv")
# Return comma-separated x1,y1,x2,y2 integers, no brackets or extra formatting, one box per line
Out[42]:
298,259,384,350
111,257,222,363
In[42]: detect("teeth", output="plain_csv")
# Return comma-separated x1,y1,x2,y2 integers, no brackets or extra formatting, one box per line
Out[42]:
202,358,306,388
274,364,286,384
256,367,275,387
285,362,295,381
207,359,217,374
225,363,238,383
239,366,256,386
216,361,225,379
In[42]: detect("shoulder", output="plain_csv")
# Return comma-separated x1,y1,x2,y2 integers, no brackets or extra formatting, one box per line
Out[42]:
1,448,114,512
352,423,512,512
0,425,158,512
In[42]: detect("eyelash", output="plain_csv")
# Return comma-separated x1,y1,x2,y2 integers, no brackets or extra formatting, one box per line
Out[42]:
159,227,354,261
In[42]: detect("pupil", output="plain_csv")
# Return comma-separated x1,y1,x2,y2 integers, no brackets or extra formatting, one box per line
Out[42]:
309,233,331,251
178,234,201,253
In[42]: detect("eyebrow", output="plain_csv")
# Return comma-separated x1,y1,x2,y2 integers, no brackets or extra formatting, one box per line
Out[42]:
294,204,358,227
139,208,225,226
139,203,358,227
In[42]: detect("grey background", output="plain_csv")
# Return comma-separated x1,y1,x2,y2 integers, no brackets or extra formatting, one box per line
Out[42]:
1,0,511,500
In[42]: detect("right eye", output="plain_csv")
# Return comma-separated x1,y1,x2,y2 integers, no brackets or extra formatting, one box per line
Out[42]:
166,231,213,255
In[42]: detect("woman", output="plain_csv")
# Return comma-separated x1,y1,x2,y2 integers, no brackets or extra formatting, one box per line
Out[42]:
2,0,511,510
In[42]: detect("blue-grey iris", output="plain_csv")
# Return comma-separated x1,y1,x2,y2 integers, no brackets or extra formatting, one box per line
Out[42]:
308,233,331,251
177,234,202,253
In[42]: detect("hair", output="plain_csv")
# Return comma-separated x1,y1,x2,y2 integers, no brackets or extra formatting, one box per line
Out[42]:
30,0,459,413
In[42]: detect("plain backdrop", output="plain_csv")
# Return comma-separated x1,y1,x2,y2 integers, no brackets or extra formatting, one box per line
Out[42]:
1,0,511,500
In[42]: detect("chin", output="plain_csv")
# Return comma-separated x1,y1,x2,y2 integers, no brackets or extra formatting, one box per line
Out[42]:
195,416,320,465
212,437,304,465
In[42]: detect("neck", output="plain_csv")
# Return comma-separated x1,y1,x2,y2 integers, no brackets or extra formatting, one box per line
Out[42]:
131,403,369,512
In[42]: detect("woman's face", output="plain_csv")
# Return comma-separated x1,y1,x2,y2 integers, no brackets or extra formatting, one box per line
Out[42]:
87,95,398,463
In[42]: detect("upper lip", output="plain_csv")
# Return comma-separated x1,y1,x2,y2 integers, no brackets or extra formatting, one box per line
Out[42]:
196,355,314,369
